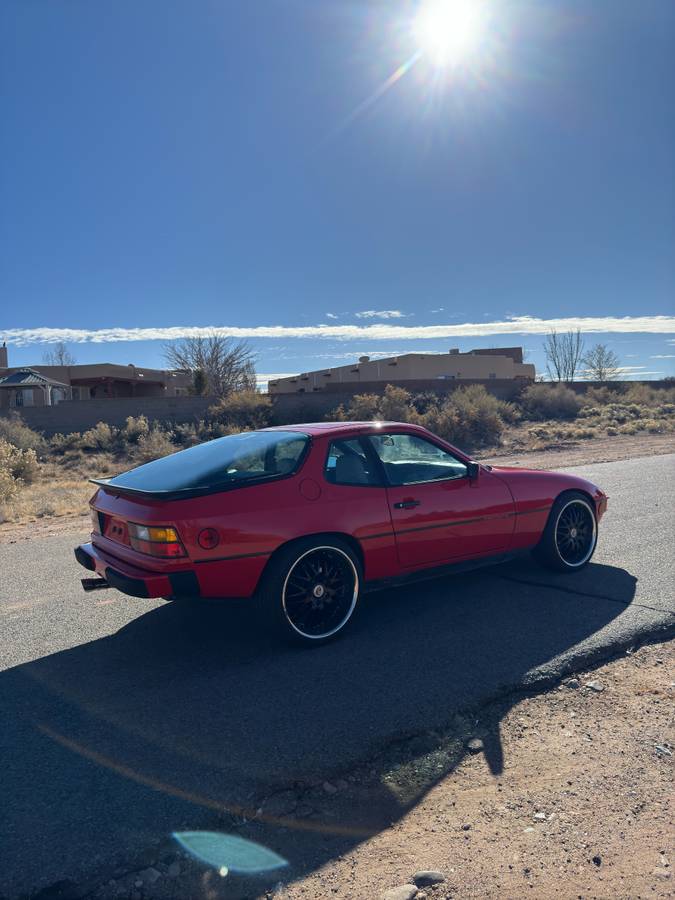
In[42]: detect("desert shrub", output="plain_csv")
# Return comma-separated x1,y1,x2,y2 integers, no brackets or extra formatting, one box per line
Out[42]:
0,439,39,501
173,422,201,447
0,413,46,454
623,383,675,407
379,385,414,422
521,384,583,420
418,385,507,448
133,428,176,463
0,467,19,506
333,384,508,448
495,399,521,424
48,431,87,455
410,391,441,414
120,415,150,445
444,385,507,447
208,391,272,430
334,392,381,421
582,386,622,406
80,421,116,452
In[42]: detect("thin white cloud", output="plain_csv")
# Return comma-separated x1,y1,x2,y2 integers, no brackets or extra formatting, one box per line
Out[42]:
2,315,675,347
354,310,406,319
325,313,339,320
650,354,675,359
255,372,298,389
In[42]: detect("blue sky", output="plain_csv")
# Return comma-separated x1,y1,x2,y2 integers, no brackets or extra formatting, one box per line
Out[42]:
1,0,674,384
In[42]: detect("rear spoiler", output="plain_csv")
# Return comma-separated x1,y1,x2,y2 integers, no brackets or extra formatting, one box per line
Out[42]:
89,478,204,501
89,471,287,501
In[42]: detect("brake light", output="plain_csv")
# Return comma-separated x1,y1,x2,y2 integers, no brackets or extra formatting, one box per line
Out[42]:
128,523,187,558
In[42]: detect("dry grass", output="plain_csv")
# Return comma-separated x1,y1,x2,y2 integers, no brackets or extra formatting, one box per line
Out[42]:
0,457,116,525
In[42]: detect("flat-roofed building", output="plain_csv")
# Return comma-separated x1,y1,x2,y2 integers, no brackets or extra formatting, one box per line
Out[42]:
268,347,535,395
0,342,192,409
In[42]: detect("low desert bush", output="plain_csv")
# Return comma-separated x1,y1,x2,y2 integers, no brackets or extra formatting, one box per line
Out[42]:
0,413,46,454
332,383,510,449
334,392,382,422
80,421,116,452
209,391,272,430
378,385,415,422
521,383,583,420
0,439,40,505
437,385,509,447
120,415,150,445
132,428,177,464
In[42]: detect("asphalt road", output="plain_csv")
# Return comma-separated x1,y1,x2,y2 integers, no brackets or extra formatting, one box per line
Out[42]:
1,454,674,897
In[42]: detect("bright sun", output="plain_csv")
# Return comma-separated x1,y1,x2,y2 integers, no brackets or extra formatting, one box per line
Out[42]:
413,0,485,67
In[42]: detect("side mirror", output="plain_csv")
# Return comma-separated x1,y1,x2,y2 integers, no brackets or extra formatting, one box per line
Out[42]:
466,461,480,480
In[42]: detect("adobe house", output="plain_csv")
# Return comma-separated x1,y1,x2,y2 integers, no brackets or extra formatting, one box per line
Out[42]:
268,347,535,395
0,342,192,408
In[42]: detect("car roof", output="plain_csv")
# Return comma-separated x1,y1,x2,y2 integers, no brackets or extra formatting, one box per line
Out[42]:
264,421,427,437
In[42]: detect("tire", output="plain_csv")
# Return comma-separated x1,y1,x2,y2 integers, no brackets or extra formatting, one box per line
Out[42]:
533,491,598,572
256,537,362,646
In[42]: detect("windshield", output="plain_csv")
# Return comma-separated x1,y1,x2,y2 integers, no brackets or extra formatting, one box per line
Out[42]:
102,430,309,494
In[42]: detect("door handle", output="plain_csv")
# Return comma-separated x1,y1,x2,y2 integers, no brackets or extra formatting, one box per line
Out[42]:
394,499,421,509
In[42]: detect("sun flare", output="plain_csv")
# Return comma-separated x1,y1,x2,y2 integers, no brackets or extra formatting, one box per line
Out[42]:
413,0,485,67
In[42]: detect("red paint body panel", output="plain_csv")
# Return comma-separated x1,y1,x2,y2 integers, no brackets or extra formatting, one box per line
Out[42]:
386,470,515,567
76,422,608,600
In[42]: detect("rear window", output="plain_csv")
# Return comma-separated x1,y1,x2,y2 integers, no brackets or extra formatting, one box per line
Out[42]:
102,430,309,495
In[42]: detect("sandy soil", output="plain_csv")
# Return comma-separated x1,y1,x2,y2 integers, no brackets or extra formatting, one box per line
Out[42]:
2,433,673,546
87,643,673,900
263,643,673,900
479,431,675,470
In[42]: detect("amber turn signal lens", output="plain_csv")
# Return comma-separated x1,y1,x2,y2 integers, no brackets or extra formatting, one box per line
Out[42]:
198,528,220,550
128,522,187,558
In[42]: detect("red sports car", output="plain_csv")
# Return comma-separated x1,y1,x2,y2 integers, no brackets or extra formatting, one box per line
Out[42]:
75,422,608,645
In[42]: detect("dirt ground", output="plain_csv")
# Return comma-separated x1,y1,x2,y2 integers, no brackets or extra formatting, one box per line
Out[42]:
265,642,673,900
86,642,673,900
2,432,673,546
478,431,675,470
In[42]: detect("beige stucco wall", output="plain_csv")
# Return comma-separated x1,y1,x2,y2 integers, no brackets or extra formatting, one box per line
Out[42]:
269,352,535,394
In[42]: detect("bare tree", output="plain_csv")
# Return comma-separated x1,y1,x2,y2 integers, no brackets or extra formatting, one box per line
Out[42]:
582,343,621,382
42,342,76,366
544,329,585,381
163,333,257,397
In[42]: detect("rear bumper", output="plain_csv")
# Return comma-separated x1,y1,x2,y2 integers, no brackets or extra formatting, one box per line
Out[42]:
74,542,200,599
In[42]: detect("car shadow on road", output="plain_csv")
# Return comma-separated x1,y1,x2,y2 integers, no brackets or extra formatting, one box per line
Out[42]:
2,561,644,897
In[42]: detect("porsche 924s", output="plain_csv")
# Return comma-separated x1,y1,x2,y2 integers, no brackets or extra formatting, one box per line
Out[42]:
75,422,607,644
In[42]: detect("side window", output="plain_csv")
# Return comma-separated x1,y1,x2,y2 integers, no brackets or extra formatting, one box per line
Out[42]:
368,433,468,486
325,439,379,486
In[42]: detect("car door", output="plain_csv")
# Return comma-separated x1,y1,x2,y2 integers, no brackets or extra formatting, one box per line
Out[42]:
367,432,515,568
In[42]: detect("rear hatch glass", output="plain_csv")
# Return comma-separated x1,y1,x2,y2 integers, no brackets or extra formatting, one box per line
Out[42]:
96,430,309,497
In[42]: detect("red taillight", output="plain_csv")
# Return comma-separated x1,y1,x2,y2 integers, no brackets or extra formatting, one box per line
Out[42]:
198,528,220,550
128,523,187,558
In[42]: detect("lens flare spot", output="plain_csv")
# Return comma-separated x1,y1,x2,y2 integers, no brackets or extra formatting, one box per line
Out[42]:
173,831,288,875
